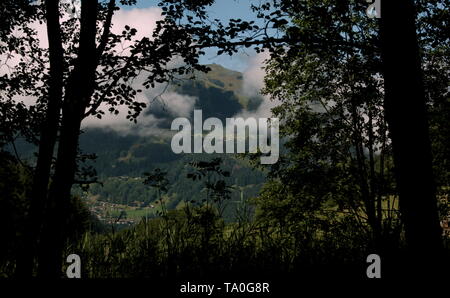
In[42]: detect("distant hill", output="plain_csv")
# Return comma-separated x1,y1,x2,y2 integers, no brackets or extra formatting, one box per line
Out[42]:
180,63,262,111
143,63,263,127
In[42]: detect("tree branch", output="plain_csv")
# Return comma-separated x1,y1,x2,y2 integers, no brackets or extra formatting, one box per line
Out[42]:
96,0,116,60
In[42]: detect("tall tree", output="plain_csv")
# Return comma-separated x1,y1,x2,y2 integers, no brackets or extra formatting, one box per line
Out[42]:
379,0,444,270
15,0,65,278
36,0,99,278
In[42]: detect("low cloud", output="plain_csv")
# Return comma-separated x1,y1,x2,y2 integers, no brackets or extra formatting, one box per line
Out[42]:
111,7,163,55
155,91,197,118
82,80,198,136
237,51,281,119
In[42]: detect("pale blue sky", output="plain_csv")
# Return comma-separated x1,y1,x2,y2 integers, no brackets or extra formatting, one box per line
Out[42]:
120,0,262,72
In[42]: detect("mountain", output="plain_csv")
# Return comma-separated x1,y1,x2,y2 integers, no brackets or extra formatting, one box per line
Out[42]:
176,63,263,111
142,63,263,128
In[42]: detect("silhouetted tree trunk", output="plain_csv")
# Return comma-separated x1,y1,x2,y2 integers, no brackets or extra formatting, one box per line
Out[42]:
379,0,443,272
15,0,65,278
37,0,99,278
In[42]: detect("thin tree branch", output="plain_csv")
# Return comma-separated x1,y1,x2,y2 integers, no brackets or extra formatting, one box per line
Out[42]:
96,0,116,60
